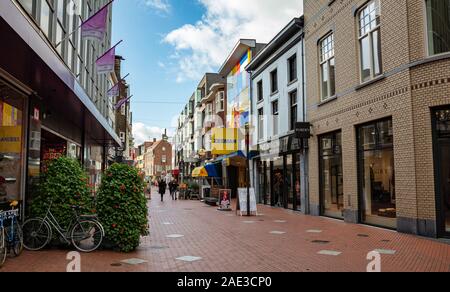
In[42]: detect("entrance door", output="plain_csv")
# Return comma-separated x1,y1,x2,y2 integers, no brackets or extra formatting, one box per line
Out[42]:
272,157,284,208
434,109,450,237
319,132,344,219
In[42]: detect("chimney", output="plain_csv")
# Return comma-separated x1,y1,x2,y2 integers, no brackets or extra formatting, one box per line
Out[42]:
153,138,157,143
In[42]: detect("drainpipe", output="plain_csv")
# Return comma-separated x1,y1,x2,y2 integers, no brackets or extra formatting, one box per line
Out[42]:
301,33,310,215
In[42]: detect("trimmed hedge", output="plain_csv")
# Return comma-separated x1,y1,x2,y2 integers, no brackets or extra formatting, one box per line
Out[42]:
96,163,149,252
31,157,94,229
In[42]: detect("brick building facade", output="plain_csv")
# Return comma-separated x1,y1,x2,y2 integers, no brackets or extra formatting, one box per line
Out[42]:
304,0,450,238
144,138,173,179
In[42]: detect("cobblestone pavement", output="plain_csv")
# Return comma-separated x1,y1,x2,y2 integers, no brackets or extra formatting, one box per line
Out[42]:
1,189,449,272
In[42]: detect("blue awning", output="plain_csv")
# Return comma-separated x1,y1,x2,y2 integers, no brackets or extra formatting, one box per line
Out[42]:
205,163,221,178
214,150,259,162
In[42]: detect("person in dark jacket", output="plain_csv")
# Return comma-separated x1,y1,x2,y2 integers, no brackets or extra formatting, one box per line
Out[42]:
169,179,179,201
158,179,167,202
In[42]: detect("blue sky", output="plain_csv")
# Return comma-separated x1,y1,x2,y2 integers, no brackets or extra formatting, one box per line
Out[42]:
111,0,303,145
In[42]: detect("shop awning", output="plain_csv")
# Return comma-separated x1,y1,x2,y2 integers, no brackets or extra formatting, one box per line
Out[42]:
214,150,259,162
192,167,208,178
205,163,221,178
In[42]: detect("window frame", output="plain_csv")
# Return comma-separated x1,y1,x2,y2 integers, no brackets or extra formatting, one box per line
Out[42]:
270,69,278,94
288,53,298,83
424,0,450,56
258,107,265,141
319,33,336,102
257,80,264,102
357,0,383,83
289,90,298,131
272,100,279,137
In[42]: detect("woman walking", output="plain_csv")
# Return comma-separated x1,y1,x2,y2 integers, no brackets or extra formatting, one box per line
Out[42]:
158,179,167,202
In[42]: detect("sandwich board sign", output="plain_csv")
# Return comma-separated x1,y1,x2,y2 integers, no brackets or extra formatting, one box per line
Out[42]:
237,188,258,216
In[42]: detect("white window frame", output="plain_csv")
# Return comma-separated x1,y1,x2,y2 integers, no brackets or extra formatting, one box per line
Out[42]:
258,107,265,141
319,33,336,102
272,100,279,137
358,0,383,83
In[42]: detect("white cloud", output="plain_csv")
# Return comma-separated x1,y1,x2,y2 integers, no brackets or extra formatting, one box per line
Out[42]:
141,0,171,14
133,122,174,145
163,0,303,82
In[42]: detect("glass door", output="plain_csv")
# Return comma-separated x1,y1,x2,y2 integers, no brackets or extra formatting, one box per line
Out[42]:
319,132,344,219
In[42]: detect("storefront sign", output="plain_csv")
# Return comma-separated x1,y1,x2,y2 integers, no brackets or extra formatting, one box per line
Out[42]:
295,122,311,139
33,108,40,121
219,189,232,211
212,128,238,155
0,126,22,153
237,188,257,216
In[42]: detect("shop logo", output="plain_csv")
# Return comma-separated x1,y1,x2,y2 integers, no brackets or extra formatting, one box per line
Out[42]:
366,251,381,272
66,251,81,272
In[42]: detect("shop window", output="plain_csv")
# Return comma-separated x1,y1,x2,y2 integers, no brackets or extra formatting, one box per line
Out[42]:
358,119,396,228
426,0,450,55
0,82,26,204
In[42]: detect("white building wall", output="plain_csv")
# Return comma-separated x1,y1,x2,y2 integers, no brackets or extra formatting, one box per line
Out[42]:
251,35,305,147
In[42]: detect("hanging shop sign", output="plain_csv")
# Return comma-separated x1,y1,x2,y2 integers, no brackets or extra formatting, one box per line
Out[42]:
212,128,238,155
295,122,311,139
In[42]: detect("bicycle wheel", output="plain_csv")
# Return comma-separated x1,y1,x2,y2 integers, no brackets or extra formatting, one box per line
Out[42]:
22,218,52,251
0,227,6,267
7,221,24,256
71,220,103,253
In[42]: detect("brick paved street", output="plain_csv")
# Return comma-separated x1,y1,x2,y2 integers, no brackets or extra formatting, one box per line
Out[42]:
1,189,449,272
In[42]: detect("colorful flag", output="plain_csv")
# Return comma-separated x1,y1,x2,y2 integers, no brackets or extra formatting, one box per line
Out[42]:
107,83,119,98
80,1,112,41
114,95,133,110
96,40,121,74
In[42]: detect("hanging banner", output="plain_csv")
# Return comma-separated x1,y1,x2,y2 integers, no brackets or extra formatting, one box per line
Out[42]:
80,1,113,41
107,73,129,98
107,83,120,98
114,95,133,110
96,40,122,74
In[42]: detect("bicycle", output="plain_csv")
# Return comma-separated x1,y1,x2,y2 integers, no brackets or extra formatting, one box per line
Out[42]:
0,201,23,267
22,203,104,253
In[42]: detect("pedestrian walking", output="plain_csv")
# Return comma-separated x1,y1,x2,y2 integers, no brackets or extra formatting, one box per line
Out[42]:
169,179,179,200
158,179,167,202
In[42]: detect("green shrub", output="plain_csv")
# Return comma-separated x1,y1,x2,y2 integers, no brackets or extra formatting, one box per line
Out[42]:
31,157,94,229
97,163,149,252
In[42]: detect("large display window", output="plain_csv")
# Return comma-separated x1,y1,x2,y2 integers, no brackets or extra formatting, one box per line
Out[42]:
0,80,26,204
358,119,396,229
434,108,450,237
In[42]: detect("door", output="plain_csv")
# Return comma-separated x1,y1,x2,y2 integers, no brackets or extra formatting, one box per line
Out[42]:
434,108,450,237
437,141,450,237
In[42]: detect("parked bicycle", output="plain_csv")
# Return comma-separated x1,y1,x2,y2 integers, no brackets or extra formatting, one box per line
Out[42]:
0,201,24,267
22,203,104,253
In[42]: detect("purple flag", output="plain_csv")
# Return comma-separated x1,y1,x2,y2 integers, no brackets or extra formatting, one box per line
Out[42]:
80,3,110,41
115,95,133,110
107,82,119,98
96,45,116,74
